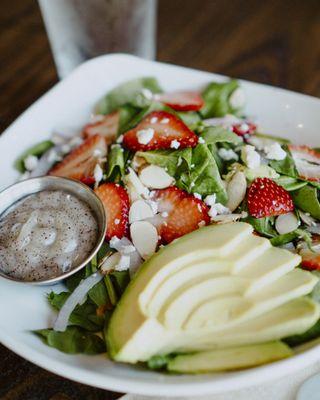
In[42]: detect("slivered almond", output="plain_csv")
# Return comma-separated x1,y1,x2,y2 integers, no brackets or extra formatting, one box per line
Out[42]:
275,212,300,235
139,165,175,189
130,220,158,259
129,200,155,224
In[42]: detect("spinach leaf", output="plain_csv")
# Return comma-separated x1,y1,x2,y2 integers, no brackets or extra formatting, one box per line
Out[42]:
275,176,308,191
97,77,162,114
88,281,109,307
110,271,130,296
104,275,118,306
176,111,202,130
15,140,54,172
47,291,104,331
200,126,242,146
200,80,241,118
118,105,139,132
284,319,320,347
291,185,320,219
136,148,192,176
270,231,300,246
35,327,105,354
106,145,126,181
269,146,298,178
147,354,175,370
244,216,276,238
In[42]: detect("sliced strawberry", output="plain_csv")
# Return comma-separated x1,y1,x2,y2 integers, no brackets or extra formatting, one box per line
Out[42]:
299,235,320,270
231,122,256,136
122,111,198,152
82,111,120,144
152,186,210,243
155,91,204,111
289,145,320,182
95,182,129,240
49,134,107,183
247,177,294,218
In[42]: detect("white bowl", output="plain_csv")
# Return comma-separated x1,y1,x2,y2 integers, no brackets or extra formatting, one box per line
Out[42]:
0,54,319,396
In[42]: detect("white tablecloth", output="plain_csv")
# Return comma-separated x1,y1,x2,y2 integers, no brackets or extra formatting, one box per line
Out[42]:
119,361,320,400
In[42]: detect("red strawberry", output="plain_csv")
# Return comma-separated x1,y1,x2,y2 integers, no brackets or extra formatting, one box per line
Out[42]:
247,177,294,218
152,186,210,243
155,91,204,111
289,145,320,182
299,235,320,271
231,122,256,136
49,134,107,183
95,183,129,240
122,111,198,152
82,111,120,145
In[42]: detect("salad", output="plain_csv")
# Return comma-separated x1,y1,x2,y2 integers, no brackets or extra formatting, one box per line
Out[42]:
14,77,320,373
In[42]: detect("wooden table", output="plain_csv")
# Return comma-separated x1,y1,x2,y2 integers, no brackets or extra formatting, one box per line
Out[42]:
0,0,319,398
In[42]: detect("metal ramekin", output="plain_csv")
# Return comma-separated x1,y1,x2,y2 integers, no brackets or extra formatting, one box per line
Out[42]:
0,176,106,285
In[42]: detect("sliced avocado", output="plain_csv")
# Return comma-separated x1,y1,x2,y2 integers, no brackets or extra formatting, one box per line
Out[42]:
167,342,292,373
107,222,319,364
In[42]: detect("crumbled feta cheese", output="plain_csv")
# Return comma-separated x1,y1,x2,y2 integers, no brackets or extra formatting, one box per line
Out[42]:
111,144,121,149
137,128,154,145
204,194,216,207
160,118,170,124
141,88,153,100
229,88,246,109
198,137,205,144
241,145,261,169
177,157,182,166
68,136,83,148
116,134,124,143
114,218,120,225
264,142,287,160
61,144,71,154
121,245,136,254
218,148,239,161
161,211,169,218
51,134,66,145
47,149,62,163
24,155,38,171
93,164,103,187
150,116,158,124
110,236,120,249
146,200,158,214
190,164,195,169
170,139,180,149
208,203,231,219
190,182,195,188
198,220,206,227
93,148,104,157
115,254,131,271
193,193,202,200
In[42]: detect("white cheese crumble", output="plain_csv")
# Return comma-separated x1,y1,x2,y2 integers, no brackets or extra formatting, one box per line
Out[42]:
47,149,62,163
208,203,231,219
229,88,246,109
115,254,131,271
116,134,124,143
218,148,239,161
193,193,202,200
141,88,153,100
93,164,103,187
51,133,66,145
264,142,287,160
161,211,169,218
204,194,216,207
137,128,154,145
114,218,120,225
241,145,261,169
170,139,180,149
146,200,158,214
61,144,71,154
150,117,158,124
24,155,38,171
198,137,205,144
198,220,206,227
121,245,136,254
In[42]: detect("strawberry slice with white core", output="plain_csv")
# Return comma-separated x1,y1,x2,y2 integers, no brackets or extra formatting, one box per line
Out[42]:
49,134,107,183
95,182,130,240
154,91,204,111
152,186,210,244
82,111,120,144
289,145,320,182
247,177,294,219
299,235,320,271
122,111,198,152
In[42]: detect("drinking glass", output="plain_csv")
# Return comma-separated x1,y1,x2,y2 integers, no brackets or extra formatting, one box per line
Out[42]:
38,0,157,78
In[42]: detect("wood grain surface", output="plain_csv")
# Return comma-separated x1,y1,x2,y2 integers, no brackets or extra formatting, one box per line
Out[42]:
0,0,320,398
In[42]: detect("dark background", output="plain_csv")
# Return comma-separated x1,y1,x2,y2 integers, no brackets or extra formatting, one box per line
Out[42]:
0,0,320,398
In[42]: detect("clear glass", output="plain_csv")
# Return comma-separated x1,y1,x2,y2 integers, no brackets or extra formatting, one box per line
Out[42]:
38,0,157,78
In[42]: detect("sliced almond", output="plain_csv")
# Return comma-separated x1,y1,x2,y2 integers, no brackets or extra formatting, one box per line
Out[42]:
211,213,243,224
100,252,121,273
226,171,247,211
275,212,300,235
125,167,149,200
132,154,148,172
130,220,158,260
129,199,155,224
139,165,174,189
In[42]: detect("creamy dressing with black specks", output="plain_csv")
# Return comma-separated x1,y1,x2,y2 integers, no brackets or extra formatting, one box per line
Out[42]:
0,190,98,281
